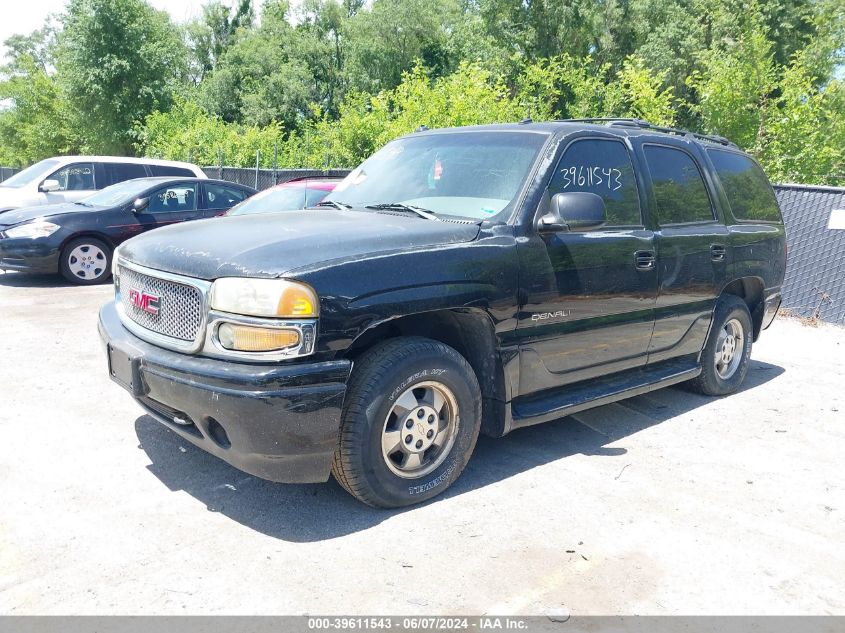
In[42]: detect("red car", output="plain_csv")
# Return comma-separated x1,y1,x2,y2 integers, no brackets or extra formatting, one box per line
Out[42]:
225,177,340,216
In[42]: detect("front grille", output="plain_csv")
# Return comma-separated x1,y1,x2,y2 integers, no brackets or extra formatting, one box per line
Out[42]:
119,265,203,342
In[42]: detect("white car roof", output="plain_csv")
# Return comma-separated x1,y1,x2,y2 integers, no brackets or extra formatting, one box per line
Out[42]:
46,156,207,177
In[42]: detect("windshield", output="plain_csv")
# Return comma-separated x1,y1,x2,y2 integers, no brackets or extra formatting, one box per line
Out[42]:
82,179,155,207
1,159,61,188
226,186,305,216
325,131,548,219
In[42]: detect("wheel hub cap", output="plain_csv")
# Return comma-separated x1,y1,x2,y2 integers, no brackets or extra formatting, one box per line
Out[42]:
68,244,106,280
381,381,459,479
715,318,744,380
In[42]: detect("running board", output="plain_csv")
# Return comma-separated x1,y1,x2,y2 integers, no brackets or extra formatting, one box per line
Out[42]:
510,359,701,429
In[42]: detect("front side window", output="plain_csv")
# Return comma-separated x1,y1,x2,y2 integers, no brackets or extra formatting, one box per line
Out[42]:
148,184,197,213
326,131,549,220
707,149,782,222
204,183,249,210
49,162,96,191
644,145,714,225
549,138,641,226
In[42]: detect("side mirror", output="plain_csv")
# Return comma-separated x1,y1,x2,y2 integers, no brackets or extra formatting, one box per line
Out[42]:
538,192,607,232
132,197,150,213
39,179,60,193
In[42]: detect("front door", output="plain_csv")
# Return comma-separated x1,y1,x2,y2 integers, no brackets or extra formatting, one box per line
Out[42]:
516,137,658,395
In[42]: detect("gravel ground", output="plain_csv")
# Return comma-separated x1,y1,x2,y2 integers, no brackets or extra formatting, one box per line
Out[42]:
0,270,843,616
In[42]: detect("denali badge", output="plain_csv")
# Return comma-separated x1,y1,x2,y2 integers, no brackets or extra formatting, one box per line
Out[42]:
531,310,572,321
128,288,161,315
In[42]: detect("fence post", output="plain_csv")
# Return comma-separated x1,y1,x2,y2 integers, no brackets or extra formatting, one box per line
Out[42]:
255,150,260,190
218,149,223,180
273,143,278,185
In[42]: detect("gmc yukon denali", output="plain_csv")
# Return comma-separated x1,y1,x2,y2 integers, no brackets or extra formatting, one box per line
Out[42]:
99,119,787,508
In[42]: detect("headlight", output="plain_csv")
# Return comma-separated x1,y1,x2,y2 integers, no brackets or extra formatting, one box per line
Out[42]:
5,220,60,239
210,278,319,318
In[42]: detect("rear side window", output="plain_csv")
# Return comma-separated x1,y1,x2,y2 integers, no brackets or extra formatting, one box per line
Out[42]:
105,162,147,186
305,187,330,207
644,145,714,224
204,183,249,210
549,138,641,226
707,150,782,222
149,165,197,177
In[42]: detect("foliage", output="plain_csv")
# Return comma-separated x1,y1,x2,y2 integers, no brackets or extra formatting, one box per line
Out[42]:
56,0,187,154
0,0,843,185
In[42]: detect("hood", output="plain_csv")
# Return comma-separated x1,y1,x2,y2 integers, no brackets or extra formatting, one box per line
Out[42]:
118,208,481,280
0,203,92,228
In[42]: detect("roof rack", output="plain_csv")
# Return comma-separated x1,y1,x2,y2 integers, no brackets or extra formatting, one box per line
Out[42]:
556,118,738,148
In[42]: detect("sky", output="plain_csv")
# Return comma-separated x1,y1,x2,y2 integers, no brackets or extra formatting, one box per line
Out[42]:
0,0,205,54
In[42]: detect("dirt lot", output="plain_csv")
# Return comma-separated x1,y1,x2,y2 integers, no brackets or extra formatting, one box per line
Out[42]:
0,270,843,616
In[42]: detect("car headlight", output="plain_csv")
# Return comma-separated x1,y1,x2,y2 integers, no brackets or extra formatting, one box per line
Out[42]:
210,278,319,318
5,220,60,239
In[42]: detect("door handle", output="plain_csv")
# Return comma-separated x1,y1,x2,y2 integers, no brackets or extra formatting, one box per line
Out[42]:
711,244,726,262
634,250,656,271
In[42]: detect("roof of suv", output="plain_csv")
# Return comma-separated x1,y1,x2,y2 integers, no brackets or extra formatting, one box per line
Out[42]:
410,119,739,150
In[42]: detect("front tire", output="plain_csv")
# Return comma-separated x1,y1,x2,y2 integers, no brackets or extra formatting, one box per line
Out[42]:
688,295,753,396
60,237,112,285
332,337,482,508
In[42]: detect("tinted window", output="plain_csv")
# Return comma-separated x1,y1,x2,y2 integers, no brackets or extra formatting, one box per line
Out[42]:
204,183,249,210
305,187,331,207
549,139,641,226
148,184,197,213
149,165,197,177
49,163,96,191
644,146,714,224
105,162,147,185
707,150,782,222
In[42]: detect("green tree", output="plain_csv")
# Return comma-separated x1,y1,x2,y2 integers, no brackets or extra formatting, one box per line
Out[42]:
187,0,254,82
56,0,187,154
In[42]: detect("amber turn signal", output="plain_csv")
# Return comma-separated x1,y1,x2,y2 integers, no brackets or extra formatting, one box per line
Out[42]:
217,323,301,352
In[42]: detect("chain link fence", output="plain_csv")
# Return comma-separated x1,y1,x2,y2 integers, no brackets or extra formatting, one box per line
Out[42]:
774,184,845,324
201,167,352,190
0,167,20,182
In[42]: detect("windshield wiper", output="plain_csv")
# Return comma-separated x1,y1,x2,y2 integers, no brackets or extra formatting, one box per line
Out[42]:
74,201,93,207
365,203,438,221
315,200,351,210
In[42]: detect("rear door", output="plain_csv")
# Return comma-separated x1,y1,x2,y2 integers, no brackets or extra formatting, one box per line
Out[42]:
516,135,658,394
635,142,729,364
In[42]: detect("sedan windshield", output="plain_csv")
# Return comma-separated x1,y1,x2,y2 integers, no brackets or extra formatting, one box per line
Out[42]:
82,179,157,207
226,186,305,216
1,159,60,188
325,131,549,220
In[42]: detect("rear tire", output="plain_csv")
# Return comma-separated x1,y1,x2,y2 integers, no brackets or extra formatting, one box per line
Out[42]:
60,237,112,285
688,295,753,396
332,337,481,508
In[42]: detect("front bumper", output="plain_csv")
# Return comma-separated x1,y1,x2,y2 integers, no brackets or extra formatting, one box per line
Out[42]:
0,238,60,273
98,301,352,483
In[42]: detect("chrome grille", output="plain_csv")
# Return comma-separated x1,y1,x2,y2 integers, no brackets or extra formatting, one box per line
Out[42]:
118,265,203,342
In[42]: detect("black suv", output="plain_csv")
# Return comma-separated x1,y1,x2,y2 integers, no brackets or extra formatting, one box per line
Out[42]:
99,120,786,507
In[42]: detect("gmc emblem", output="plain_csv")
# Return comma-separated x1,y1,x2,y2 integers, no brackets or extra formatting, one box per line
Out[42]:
128,288,161,315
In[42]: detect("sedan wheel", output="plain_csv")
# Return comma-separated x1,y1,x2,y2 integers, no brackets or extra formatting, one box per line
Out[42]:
60,238,112,285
